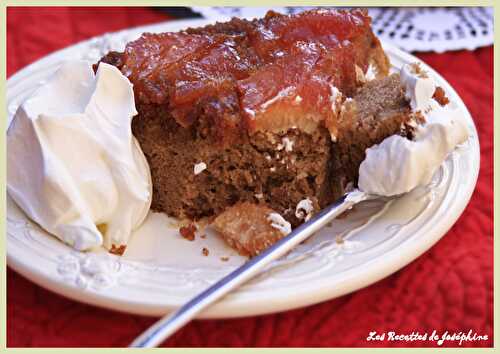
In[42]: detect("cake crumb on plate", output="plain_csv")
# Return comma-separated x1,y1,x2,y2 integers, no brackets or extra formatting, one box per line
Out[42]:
212,202,290,257
179,223,197,241
110,244,126,255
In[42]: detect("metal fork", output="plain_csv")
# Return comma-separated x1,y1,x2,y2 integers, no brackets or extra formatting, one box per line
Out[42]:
130,190,369,347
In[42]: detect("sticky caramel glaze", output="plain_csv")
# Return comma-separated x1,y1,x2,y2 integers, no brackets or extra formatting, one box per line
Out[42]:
97,9,389,144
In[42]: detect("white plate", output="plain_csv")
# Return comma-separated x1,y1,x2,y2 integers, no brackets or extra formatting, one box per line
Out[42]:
7,19,480,318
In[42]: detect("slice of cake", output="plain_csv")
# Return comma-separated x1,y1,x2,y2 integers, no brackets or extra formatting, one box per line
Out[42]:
97,9,416,255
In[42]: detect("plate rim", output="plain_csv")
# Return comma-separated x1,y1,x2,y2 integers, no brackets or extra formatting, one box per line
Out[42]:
6,18,480,318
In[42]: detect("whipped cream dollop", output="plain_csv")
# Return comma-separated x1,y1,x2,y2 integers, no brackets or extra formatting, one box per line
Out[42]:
358,63,469,196
7,61,152,251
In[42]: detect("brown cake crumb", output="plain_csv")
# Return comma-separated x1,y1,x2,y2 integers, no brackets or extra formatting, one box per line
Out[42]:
200,234,207,239
202,247,209,256
179,223,197,241
109,244,126,255
220,256,230,262
433,86,450,106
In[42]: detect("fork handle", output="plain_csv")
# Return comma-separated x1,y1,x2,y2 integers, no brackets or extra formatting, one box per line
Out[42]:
130,192,364,347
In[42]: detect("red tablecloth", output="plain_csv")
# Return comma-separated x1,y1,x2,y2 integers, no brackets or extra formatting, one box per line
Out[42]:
7,7,493,348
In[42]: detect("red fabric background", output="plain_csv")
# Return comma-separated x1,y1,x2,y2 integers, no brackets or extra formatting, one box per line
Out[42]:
6,7,493,348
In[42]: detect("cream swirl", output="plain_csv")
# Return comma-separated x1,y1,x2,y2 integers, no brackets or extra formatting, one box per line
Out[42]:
358,63,469,196
7,61,152,251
